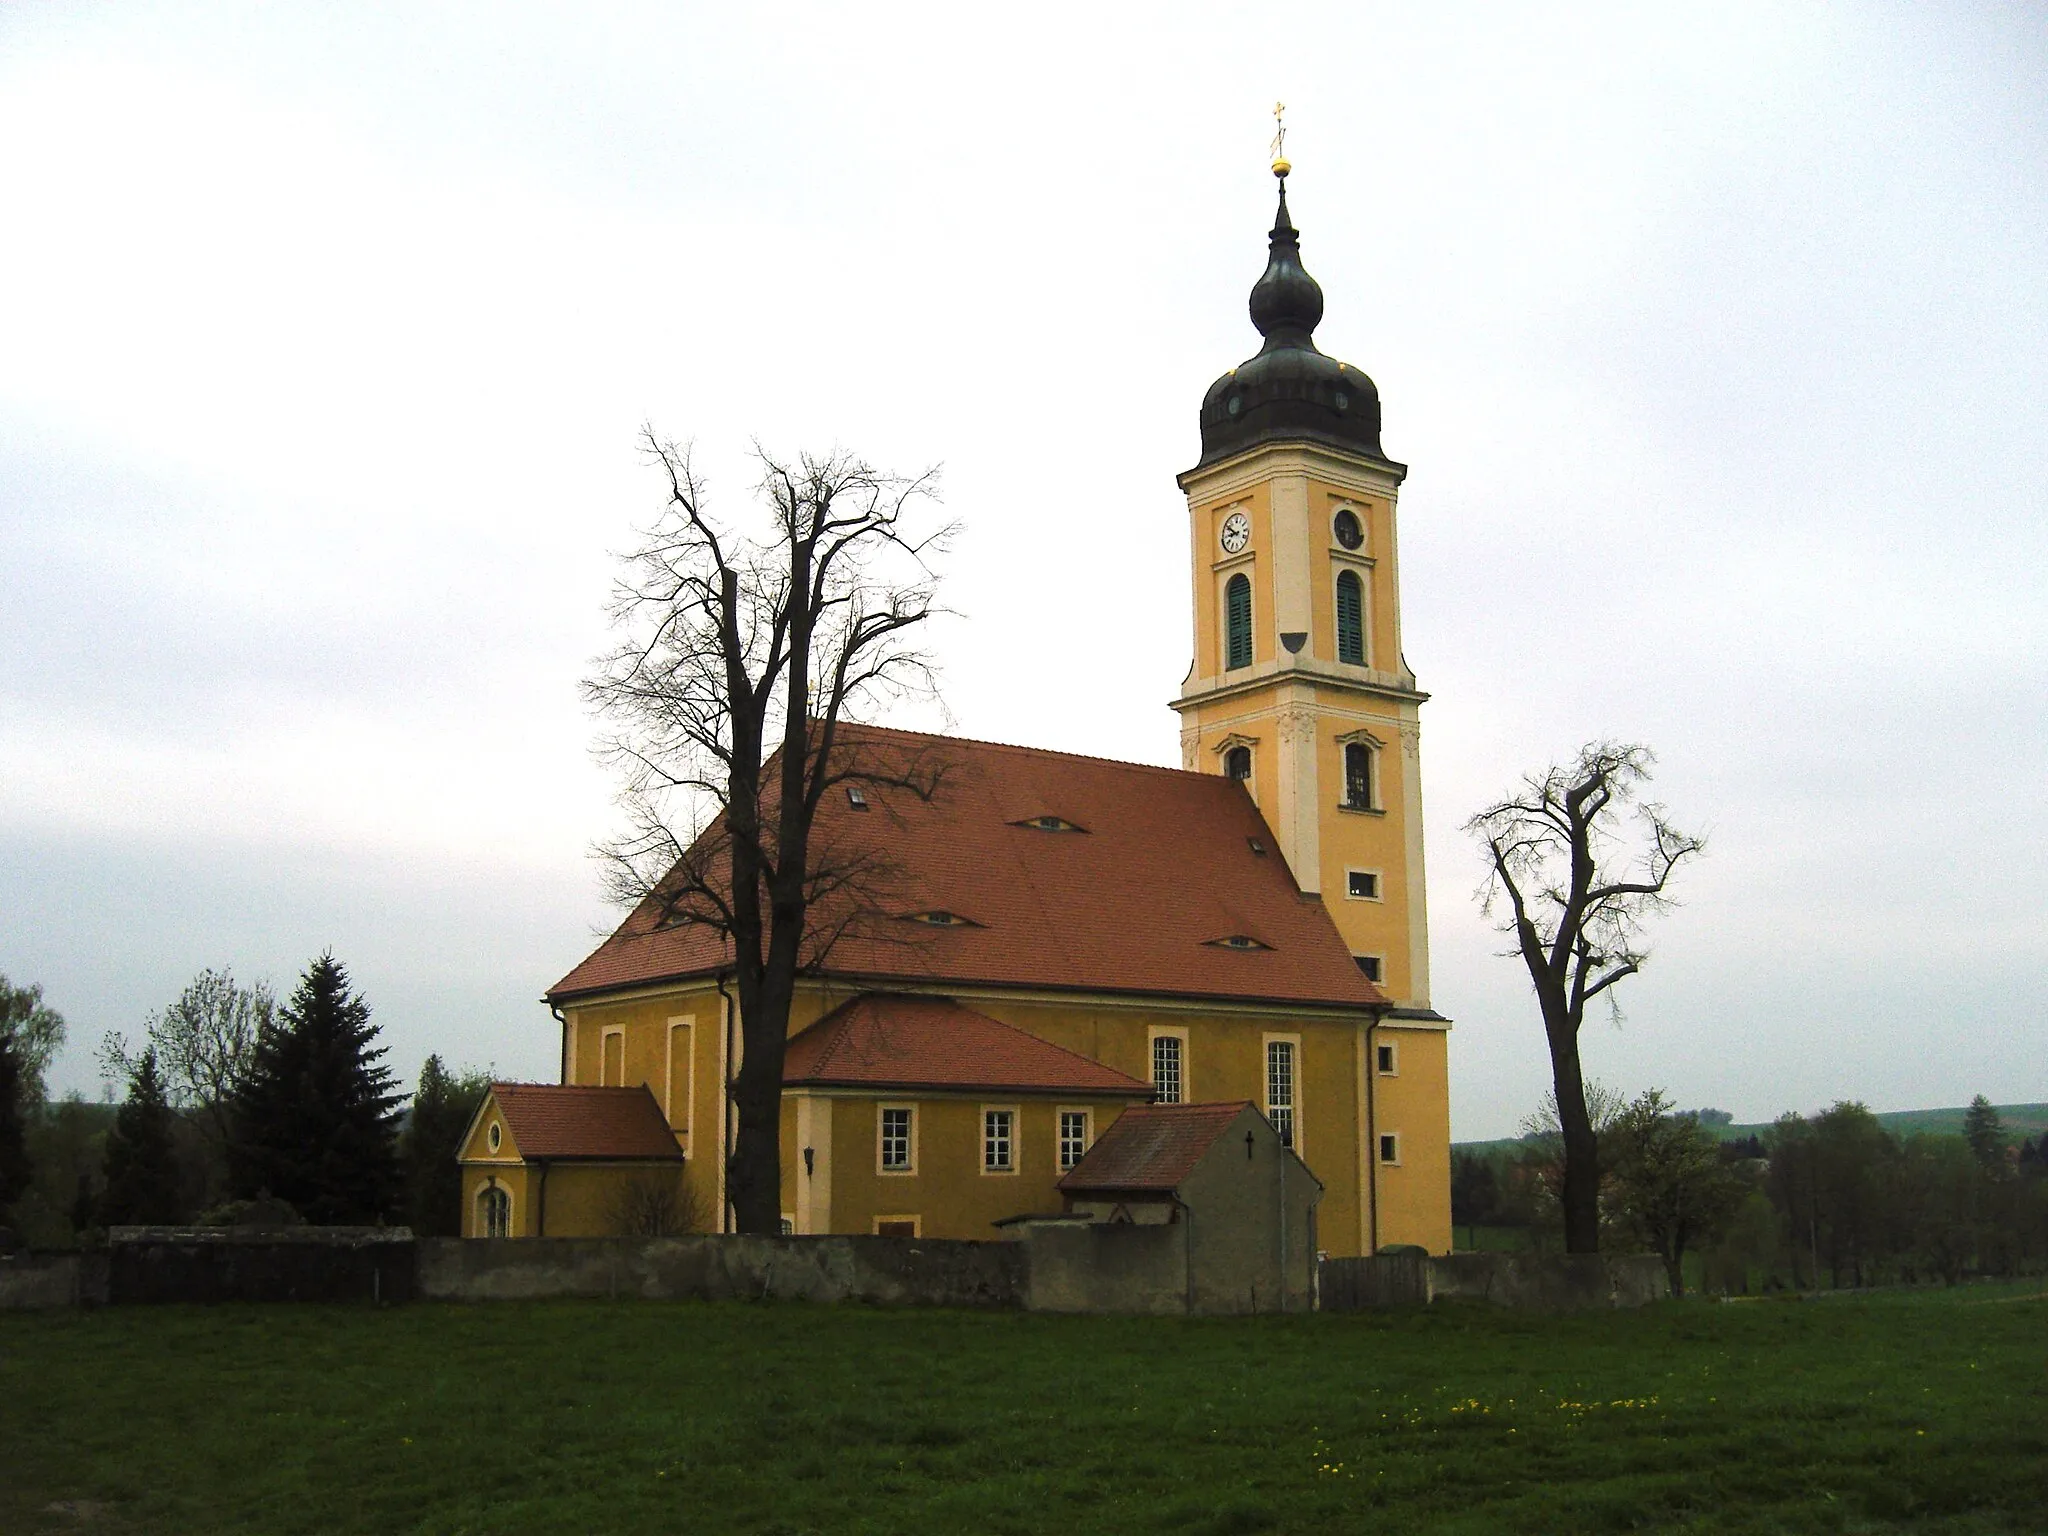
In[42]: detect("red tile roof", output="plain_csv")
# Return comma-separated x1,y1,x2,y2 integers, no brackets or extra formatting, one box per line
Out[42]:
488,1083,684,1162
1057,1102,1254,1193
550,724,1386,1012
782,994,1152,1097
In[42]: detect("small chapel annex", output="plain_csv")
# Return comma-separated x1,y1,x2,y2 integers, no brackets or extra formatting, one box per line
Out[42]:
459,162,1453,1256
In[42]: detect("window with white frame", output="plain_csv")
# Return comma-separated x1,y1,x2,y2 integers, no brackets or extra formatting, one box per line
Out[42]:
1376,1041,1398,1076
1059,1109,1091,1171
1379,1132,1401,1165
1343,741,1378,811
479,1184,511,1239
1346,869,1381,901
1151,1034,1184,1104
1266,1040,1297,1148
879,1106,914,1172
1356,955,1385,984
983,1109,1015,1172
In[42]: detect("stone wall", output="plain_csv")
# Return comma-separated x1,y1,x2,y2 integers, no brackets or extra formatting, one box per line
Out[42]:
418,1233,1025,1308
105,1227,417,1305
0,1251,108,1309
1319,1251,1670,1311
1020,1222,1188,1314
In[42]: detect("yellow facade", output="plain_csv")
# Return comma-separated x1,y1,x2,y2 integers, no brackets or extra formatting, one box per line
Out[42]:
548,978,1449,1254
456,1094,697,1239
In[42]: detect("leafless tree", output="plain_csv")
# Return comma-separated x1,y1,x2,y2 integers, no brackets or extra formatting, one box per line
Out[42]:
101,969,272,1204
1466,743,1704,1254
607,1169,710,1237
584,434,952,1236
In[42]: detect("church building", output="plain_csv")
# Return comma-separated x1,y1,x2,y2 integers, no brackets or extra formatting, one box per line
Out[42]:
460,161,1453,1256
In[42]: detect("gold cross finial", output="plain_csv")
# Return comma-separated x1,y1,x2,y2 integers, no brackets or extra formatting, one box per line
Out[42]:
1270,102,1290,177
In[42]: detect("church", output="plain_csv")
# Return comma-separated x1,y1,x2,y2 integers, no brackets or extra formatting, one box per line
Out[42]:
459,158,1453,1257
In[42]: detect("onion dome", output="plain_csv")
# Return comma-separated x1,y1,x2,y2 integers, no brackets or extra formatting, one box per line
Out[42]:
1197,169,1387,468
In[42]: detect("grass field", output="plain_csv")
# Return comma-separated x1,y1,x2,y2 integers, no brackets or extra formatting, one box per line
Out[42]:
6,1284,2045,1535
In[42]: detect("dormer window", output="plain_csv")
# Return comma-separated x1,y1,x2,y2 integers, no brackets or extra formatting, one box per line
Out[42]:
1014,816,1085,833
1207,934,1272,951
845,785,870,810
903,910,977,928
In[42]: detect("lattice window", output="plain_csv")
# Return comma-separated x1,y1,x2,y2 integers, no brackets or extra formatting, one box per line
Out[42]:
880,1107,913,1172
1059,1110,1090,1171
479,1185,511,1239
983,1109,1015,1172
1266,1040,1296,1148
1152,1035,1184,1104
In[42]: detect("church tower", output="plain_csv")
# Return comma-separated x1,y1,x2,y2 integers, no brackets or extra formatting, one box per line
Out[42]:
1173,161,1435,1015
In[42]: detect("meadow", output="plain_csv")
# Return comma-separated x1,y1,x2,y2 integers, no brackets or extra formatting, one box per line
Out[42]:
4,1283,2044,1535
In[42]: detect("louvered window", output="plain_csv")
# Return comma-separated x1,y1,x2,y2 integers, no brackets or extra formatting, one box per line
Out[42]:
1225,573,1252,670
1336,570,1365,664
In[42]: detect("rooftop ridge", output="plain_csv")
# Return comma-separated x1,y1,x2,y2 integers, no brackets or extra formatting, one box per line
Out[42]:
835,720,1206,783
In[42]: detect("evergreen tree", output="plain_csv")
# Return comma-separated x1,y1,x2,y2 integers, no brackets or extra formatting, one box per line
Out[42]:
1962,1095,2010,1176
399,1054,491,1236
230,953,400,1223
99,1049,184,1226
0,1031,31,1222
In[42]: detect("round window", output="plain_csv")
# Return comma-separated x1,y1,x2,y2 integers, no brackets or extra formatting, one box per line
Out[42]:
1225,393,1243,417
487,1121,502,1152
1333,509,1365,550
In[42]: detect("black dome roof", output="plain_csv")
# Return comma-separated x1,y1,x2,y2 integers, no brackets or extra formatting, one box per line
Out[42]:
1196,174,1388,469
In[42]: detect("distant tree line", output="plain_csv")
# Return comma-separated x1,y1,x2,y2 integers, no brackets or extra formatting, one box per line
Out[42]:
0,959,491,1247
1452,1092,2048,1292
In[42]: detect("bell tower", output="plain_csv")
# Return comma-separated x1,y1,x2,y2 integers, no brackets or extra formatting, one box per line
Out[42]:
1172,160,1434,1012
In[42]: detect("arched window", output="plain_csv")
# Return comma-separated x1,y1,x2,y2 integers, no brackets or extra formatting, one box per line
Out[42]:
1224,573,1252,670
1335,570,1365,665
1344,741,1376,810
478,1184,512,1239
1224,745,1252,782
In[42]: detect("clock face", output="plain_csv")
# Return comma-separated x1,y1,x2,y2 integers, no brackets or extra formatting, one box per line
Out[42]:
1219,511,1251,554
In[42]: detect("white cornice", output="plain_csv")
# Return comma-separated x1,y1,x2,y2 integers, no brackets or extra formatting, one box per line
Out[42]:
1179,442,1409,502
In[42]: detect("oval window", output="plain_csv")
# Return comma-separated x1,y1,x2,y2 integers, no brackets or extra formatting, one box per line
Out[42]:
1333,390,1350,412
1225,394,1243,417
487,1121,502,1153
1333,509,1364,550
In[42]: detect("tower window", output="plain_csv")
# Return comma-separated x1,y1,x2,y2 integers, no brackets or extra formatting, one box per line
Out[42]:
1346,869,1381,901
1336,570,1365,665
1344,742,1377,810
1356,955,1385,983
1224,745,1252,782
1332,508,1365,550
1224,573,1252,671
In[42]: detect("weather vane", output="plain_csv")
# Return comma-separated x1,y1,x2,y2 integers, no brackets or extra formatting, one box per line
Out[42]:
1270,101,1290,176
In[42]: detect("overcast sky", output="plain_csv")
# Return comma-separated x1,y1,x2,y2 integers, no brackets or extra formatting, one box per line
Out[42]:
3,3,2043,1139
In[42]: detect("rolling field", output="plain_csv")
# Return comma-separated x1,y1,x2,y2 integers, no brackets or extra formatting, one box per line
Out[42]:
5,1282,2045,1535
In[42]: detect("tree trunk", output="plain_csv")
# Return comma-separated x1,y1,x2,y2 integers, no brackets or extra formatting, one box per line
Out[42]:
1547,1024,1602,1254
1664,1242,1686,1299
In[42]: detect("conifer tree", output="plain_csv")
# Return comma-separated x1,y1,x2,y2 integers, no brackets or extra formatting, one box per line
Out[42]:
99,1049,184,1226
1963,1095,2010,1176
230,953,400,1223
0,1031,31,1223
399,1054,490,1236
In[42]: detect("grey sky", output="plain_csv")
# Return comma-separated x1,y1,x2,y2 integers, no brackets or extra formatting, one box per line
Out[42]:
3,3,2042,1138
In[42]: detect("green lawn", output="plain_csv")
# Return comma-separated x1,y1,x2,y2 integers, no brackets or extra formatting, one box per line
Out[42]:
5,1284,2045,1534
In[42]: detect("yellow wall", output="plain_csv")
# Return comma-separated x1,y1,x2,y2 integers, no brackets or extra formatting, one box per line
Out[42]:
552,978,1449,1254
456,1092,700,1238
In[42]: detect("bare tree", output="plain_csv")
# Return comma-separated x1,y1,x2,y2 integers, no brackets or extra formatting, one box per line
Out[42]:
101,968,272,1202
607,1169,711,1237
1466,743,1704,1253
584,435,951,1235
